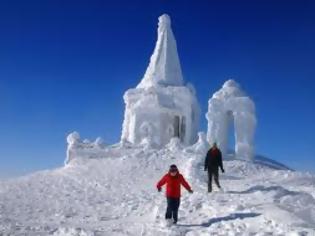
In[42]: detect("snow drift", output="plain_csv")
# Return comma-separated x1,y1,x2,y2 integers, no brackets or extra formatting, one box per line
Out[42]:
1,142,314,235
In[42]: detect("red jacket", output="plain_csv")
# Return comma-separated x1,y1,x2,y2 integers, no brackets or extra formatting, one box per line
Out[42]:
156,172,192,198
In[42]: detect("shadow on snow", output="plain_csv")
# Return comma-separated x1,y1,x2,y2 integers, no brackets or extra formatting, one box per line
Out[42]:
177,212,261,228
226,185,300,198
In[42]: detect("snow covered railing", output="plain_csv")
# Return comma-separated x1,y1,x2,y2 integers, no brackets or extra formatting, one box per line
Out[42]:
65,132,106,165
64,130,213,166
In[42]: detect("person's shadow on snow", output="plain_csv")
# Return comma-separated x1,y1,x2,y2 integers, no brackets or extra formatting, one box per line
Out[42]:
226,185,299,198
177,212,261,227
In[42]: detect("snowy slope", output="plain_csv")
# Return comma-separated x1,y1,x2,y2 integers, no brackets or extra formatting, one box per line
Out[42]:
0,145,315,236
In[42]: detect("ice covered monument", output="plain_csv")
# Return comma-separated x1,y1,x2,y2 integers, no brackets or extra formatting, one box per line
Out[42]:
121,14,200,147
206,80,256,160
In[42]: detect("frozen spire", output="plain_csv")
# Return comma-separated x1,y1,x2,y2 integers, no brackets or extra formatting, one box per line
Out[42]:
137,14,184,88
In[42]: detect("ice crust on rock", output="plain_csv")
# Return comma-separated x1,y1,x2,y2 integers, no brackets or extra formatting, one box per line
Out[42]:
121,14,200,147
206,80,256,160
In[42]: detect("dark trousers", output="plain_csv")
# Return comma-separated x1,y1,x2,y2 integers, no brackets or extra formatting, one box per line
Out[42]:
165,197,180,223
208,168,221,191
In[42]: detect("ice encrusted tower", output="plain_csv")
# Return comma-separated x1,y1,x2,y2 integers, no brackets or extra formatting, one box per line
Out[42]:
137,14,183,88
206,80,256,160
121,14,200,147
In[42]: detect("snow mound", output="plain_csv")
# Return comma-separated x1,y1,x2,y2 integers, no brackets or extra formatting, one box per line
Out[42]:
0,145,314,235
190,132,210,154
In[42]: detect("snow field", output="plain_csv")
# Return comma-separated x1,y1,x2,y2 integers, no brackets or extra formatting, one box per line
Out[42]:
0,145,315,235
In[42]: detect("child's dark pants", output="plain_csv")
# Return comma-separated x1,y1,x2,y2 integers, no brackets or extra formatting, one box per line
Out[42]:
165,197,180,223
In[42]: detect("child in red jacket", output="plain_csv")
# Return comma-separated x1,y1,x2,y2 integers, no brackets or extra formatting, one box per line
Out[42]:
156,164,193,224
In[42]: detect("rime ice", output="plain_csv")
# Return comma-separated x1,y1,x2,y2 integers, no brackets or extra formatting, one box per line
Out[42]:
121,15,256,157
206,80,256,160
1,14,314,236
121,14,200,147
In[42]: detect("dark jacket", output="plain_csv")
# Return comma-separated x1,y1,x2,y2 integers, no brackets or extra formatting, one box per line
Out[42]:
204,148,224,171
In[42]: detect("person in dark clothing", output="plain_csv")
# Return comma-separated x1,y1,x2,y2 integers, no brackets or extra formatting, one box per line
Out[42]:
204,143,225,192
157,164,193,224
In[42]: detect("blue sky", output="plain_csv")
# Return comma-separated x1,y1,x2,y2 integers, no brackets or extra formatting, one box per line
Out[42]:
0,0,314,177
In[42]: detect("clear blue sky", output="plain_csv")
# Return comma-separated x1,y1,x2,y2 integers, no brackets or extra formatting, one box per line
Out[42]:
0,0,314,178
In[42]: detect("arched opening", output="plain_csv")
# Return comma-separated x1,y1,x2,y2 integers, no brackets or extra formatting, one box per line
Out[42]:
173,115,186,142
226,110,235,157
174,116,180,138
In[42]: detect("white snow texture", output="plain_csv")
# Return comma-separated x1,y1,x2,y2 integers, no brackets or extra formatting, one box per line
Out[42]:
0,14,309,236
206,80,256,160
137,14,183,89
121,14,200,147
1,142,314,235
121,14,256,159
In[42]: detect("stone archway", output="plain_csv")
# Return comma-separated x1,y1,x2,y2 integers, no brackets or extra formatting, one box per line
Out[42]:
206,80,256,160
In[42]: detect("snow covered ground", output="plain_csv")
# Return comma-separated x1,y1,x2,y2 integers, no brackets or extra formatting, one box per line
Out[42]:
0,144,315,236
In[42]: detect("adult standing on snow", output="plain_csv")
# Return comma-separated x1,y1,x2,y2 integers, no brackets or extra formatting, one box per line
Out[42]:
156,164,193,225
204,142,225,192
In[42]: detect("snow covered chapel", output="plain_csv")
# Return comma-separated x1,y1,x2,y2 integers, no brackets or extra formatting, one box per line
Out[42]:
121,14,200,147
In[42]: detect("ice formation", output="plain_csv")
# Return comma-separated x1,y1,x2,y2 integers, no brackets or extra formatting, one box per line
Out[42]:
137,14,183,88
190,132,210,154
65,15,257,161
65,132,107,164
65,131,81,164
206,80,256,160
121,14,200,147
